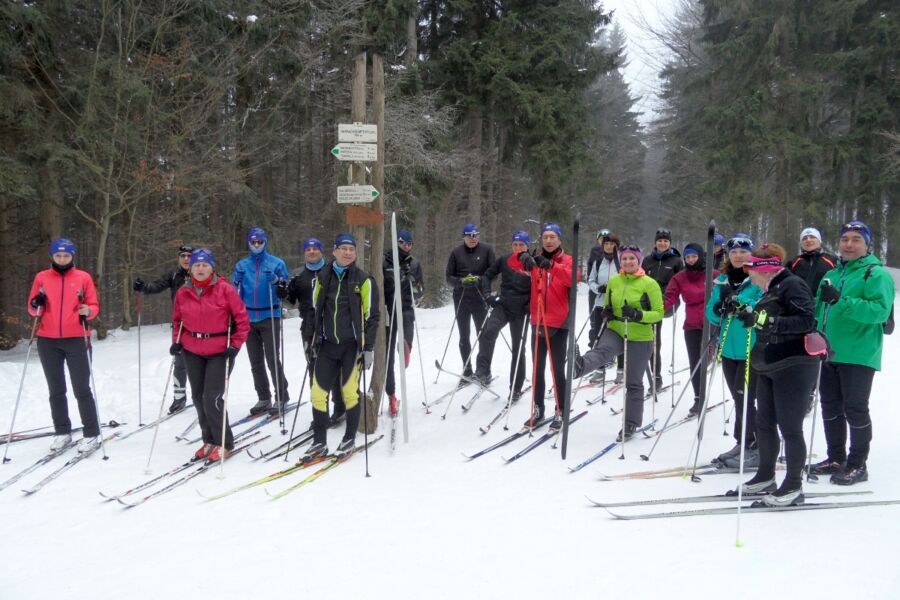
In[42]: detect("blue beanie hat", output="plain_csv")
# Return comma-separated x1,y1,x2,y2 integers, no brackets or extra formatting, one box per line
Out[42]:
398,229,414,244
714,233,726,247
334,232,356,248
683,244,702,257
302,237,323,252
49,238,76,256
190,247,215,267
511,230,531,245
462,223,480,236
542,222,563,239
840,220,872,246
726,233,754,252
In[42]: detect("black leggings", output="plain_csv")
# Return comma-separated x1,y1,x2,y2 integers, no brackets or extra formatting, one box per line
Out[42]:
37,337,100,437
755,362,818,490
683,329,703,398
453,292,487,374
476,306,527,395
531,325,568,413
183,350,236,449
722,357,757,447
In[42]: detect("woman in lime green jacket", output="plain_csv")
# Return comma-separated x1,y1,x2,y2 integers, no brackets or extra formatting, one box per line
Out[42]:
575,245,663,439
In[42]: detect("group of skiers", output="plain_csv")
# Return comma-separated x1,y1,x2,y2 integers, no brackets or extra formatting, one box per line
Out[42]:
23,217,894,505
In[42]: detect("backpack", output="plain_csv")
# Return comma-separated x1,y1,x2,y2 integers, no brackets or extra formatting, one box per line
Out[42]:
864,265,895,335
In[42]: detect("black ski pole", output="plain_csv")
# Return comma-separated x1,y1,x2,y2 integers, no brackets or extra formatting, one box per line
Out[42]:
560,215,579,459
2,306,42,464
434,291,464,384
283,352,310,463
79,297,108,461
136,290,144,425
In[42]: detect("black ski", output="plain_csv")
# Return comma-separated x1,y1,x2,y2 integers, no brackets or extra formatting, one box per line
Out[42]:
588,490,871,508
561,215,579,459
601,499,900,520
463,417,553,460
502,410,588,464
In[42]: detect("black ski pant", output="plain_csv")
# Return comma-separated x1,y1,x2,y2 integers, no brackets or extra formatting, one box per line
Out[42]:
684,328,703,399
476,307,526,395
531,325,568,414
183,350,235,449
819,361,875,469
647,321,664,384
246,318,289,404
37,337,100,437
722,357,757,447
453,291,487,376
172,351,187,401
303,335,344,416
754,362,818,491
310,341,361,445
385,308,415,396
582,329,653,428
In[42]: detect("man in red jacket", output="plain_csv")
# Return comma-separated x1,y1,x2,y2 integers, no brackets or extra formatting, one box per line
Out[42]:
519,222,573,430
27,238,102,454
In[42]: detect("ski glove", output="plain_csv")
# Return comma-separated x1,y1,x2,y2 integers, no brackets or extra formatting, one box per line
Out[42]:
30,292,47,309
486,294,502,308
534,254,553,269
597,284,607,294
361,349,374,370
223,346,240,360
274,279,289,299
518,251,536,271
600,306,615,322
133,277,145,292
737,308,770,330
461,274,481,287
819,281,841,305
621,306,643,321
169,343,183,356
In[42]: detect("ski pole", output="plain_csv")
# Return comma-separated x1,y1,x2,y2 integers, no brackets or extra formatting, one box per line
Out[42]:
650,324,657,426
267,282,285,433
574,308,592,345
2,307,43,464
136,291,144,425
441,308,493,419
408,278,429,409
433,291,464,383
217,324,233,478
638,338,715,461
526,289,544,435
499,315,530,432
670,309,677,407
143,322,184,473
735,329,754,546
79,300,108,461
476,287,511,352
721,362,729,436
359,300,370,477
618,316,629,459
283,351,310,463
806,303,831,482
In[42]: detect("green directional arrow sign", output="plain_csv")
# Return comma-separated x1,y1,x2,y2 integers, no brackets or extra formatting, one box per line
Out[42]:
331,143,377,162
337,185,380,204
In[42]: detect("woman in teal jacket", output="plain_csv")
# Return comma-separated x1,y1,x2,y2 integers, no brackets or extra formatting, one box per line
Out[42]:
705,234,763,467
575,245,663,439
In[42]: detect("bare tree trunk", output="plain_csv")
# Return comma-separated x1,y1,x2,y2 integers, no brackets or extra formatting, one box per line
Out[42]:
466,106,484,224
350,52,367,267
363,53,387,433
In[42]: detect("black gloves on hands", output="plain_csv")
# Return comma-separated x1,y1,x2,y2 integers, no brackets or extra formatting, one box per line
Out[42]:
819,281,841,305
621,306,643,322
275,279,289,299
600,306,615,322
133,278,145,292
223,347,240,360
169,343,183,356
534,254,553,269
518,251,536,271
30,293,47,309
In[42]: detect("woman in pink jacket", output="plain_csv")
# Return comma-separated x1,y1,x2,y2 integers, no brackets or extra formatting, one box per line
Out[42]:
664,243,717,415
171,248,249,461
27,238,101,454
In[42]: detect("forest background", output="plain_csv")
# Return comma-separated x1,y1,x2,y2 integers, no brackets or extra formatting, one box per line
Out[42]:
1,0,897,347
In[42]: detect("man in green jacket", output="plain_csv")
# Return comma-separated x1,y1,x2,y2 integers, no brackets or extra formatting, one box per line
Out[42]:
810,221,894,485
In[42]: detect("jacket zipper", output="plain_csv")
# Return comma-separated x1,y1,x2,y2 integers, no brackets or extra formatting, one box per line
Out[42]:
332,272,343,344
58,270,66,337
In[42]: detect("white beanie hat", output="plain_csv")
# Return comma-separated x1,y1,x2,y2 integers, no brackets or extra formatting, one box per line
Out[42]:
800,227,822,243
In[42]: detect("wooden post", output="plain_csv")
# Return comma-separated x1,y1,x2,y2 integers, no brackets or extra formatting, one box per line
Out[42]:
350,51,367,267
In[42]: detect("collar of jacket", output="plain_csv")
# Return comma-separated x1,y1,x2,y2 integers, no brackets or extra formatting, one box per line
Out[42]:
652,248,678,260
306,258,325,271
620,267,647,278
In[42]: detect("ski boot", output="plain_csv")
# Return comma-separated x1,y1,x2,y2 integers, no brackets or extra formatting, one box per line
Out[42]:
49,434,72,452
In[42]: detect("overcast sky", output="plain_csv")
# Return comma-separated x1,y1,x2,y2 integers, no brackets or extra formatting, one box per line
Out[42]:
601,0,681,124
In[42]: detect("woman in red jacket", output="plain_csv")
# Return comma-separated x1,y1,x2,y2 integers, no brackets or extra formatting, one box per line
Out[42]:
27,238,101,454
171,248,249,461
518,222,573,430
664,243,718,416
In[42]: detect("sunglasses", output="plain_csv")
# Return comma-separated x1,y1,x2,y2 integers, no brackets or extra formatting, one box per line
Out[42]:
250,239,265,246
655,229,671,238
399,240,413,246
841,223,868,235
620,244,641,253
598,229,610,237
464,233,479,239
726,237,753,251
178,252,192,259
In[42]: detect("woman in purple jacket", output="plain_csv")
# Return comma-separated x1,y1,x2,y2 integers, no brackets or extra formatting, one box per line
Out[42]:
664,243,718,415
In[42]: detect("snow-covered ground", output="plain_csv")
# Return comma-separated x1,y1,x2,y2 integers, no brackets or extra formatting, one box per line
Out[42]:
2,283,898,599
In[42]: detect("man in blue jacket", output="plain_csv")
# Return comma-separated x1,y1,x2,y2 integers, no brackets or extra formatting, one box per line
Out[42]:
232,227,290,415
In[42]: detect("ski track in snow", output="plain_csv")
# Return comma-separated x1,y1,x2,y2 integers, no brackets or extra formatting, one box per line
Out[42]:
1,284,899,599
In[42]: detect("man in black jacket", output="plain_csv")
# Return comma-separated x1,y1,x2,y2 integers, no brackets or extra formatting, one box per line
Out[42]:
383,229,425,415
642,228,683,388
445,223,496,381
285,237,345,426
133,244,193,414
473,230,532,400
302,233,380,461
787,227,837,297
586,230,608,312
